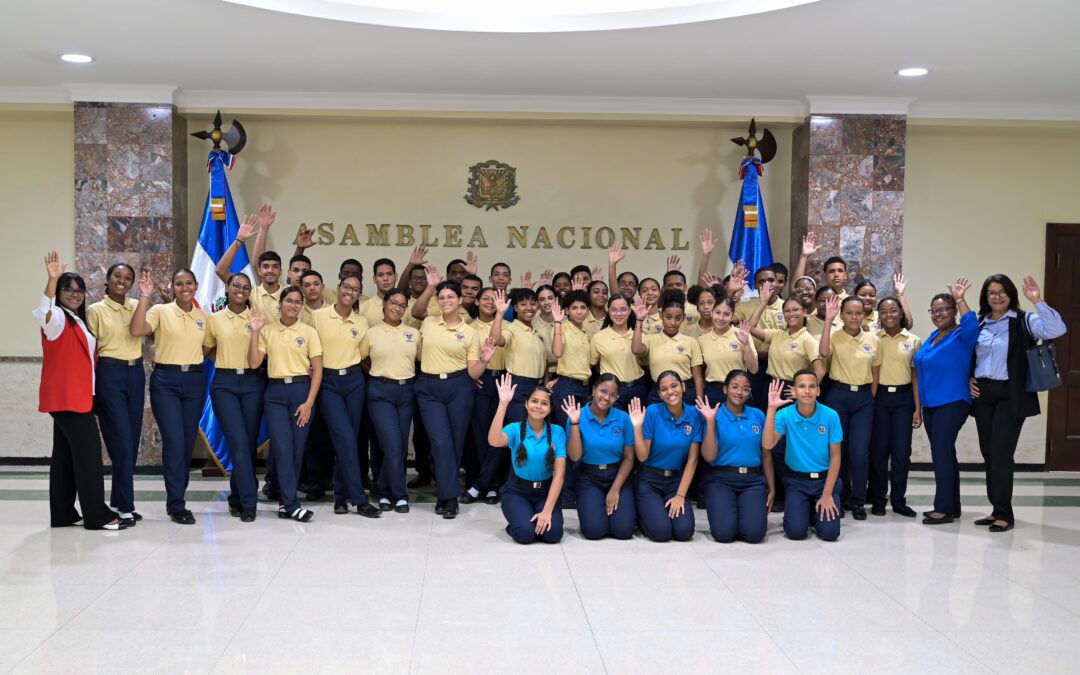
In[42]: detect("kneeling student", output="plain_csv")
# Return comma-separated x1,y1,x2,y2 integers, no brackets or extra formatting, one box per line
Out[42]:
763,370,842,541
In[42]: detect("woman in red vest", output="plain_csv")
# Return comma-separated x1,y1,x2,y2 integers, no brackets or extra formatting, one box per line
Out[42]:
34,251,124,530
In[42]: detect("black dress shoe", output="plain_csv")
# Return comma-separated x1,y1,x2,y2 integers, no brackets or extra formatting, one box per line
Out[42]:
973,517,996,526
770,502,784,513
435,500,447,515
483,491,500,505
170,510,196,525
922,513,955,525
694,495,705,510
132,512,143,521
852,506,867,520
394,502,410,514
229,505,242,517
379,500,393,512
989,521,1014,533
408,475,433,489
334,502,349,515
240,509,256,523
442,499,459,519
892,505,917,518
460,491,479,504
119,516,137,528
356,503,382,519
924,510,961,518
871,505,887,517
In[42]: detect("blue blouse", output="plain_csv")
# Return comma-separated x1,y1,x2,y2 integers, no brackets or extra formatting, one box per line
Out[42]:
504,422,568,481
641,403,704,471
570,405,634,466
913,311,979,408
711,405,766,468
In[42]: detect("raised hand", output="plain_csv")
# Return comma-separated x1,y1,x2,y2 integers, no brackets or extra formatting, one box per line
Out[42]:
947,276,971,301
561,396,581,424
409,245,429,266
700,229,716,255
633,297,649,321
758,280,774,305
1022,275,1042,303
550,301,565,323
480,336,497,364
44,250,66,280
701,272,721,288
520,271,535,289
666,255,682,272
801,232,820,257
627,397,645,427
736,322,751,345
249,306,266,332
824,294,841,320
237,213,258,241
539,268,554,286
591,265,603,281
257,203,276,229
767,378,793,409
495,372,516,404
732,259,748,280
424,263,441,288
608,242,625,264
695,396,719,421
137,270,155,299
571,277,587,292
464,250,478,275
892,272,907,297
294,225,316,249
493,289,510,314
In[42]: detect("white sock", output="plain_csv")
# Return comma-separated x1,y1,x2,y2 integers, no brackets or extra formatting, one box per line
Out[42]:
379,498,391,505
466,488,480,498
485,491,498,498
120,512,133,519
395,499,408,507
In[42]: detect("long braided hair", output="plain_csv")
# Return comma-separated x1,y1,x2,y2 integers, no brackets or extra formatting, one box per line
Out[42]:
515,386,555,472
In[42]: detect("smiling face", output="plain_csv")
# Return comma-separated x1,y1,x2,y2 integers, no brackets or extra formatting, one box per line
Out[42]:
878,298,902,330
227,274,252,308
711,301,734,331
477,289,497,318
607,298,630,328
525,388,552,422
489,265,511,291
56,279,86,312
172,271,197,306
591,378,619,413
553,276,571,297
617,273,637,299
791,373,820,405
929,297,957,330
985,282,1012,316
657,374,685,407
437,288,461,315
515,298,538,323
337,278,362,309
259,260,281,286
856,285,877,315
773,271,788,296
589,282,609,309
782,298,806,330
105,265,134,300
382,292,408,324
408,267,427,295
639,280,660,307
279,289,303,320
537,288,556,314
793,279,816,310
724,373,752,408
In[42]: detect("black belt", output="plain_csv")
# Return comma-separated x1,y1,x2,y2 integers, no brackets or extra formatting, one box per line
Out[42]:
581,462,617,471
420,369,468,380
99,356,142,367
512,474,552,489
215,367,262,376
788,470,828,480
154,363,203,372
640,465,682,478
486,369,507,378
879,383,912,393
621,376,647,388
712,465,762,474
269,375,310,384
370,375,416,385
835,382,872,392
326,364,364,377
558,376,590,387
510,374,542,385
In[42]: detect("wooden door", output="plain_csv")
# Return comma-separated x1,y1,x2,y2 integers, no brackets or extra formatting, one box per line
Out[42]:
1046,223,1080,470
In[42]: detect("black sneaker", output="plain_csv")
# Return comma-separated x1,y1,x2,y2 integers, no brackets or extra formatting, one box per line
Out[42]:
334,502,349,515
851,506,867,520
229,505,242,517
893,505,917,517
871,505,887,517
240,509,256,523
356,503,382,519
170,510,196,525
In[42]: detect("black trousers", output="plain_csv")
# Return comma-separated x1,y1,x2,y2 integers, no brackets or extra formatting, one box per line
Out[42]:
972,379,1026,524
49,412,116,529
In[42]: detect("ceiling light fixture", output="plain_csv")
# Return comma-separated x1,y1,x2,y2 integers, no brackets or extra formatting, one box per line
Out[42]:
897,67,929,77
60,53,94,64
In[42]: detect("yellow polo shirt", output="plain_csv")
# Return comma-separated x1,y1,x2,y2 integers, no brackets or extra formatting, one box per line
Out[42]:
761,328,821,381
472,318,506,371
534,315,556,373
827,327,882,385
736,298,784,354
252,284,282,325
863,310,881,333
877,329,921,386
257,320,322,379
583,313,605,339
501,320,547,379
805,314,841,338
641,312,664,336
555,321,592,380
87,297,142,360
419,316,479,375
145,302,208,365
367,321,421,380
698,326,756,383
204,307,253,369
641,331,703,382
591,327,644,382
299,301,327,326
309,305,368,370
358,296,386,327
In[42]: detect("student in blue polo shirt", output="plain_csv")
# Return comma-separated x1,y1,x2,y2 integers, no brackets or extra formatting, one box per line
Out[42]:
763,370,842,541
697,369,774,543
488,373,567,544
628,370,704,542
562,374,637,540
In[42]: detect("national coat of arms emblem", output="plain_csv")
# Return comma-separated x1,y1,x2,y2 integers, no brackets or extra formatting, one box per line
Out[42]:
464,160,520,211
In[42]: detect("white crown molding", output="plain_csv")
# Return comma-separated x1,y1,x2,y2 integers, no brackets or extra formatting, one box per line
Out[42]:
63,83,178,105
0,86,70,104
909,99,1080,121
805,96,913,116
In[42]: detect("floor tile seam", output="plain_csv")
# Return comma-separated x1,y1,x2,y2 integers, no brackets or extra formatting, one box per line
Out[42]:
936,630,1007,675
558,541,610,675
1,629,56,675
406,514,435,674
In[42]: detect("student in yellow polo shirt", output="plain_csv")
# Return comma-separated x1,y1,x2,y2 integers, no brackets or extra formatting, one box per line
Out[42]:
632,289,704,406
204,272,264,522
490,288,549,424
463,287,510,505
130,269,208,526
698,297,758,405
584,280,608,338
298,269,328,325
87,262,143,526
591,294,647,411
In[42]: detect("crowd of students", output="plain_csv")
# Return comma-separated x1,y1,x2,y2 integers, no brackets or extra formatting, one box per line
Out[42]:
36,208,1067,541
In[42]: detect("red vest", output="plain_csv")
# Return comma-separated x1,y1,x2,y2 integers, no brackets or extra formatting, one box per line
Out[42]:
39,319,95,413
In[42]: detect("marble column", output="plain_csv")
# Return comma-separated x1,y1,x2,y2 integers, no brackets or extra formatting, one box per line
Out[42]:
789,114,906,293
73,102,188,465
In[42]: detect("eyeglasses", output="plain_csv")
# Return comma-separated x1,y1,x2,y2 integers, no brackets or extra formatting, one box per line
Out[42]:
593,389,619,400
229,284,252,292
281,298,303,307
385,300,408,311
339,285,361,294
928,307,955,316
986,291,1009,299
61,287,85,295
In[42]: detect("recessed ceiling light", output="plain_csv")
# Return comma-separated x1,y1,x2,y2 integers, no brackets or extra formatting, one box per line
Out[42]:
60,53,93,64
897,67,929,77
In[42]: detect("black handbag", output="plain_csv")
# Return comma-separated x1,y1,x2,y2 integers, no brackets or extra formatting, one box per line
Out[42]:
1022,313,1063,392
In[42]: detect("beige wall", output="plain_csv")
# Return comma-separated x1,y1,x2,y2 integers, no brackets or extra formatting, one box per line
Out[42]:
0,109,74,357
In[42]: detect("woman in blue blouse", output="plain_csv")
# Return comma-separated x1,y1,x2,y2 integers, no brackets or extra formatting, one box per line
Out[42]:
913,277,978,525
697,369,774,543
562,374,637,540
970,274,1066,532
488,374,567,544
628,371,704,542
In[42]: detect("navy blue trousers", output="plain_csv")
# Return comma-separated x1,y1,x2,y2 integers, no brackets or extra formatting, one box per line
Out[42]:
265,380,315,513
749,356,770,413
368,378,415,503
416,373,475,501
317,369,368,505
470,370,504,494
209,370,265,511
783,476,841,541
824,386,874,508
613,379,647,412
702,468,768,543
576,464,635,540
505,374,541,425
923,400,969,516
94,360,144,513
502,478,563,544
149,368,205,515
634,471,695,542
552,377,590,500
703,381,726,407
870,388,916,509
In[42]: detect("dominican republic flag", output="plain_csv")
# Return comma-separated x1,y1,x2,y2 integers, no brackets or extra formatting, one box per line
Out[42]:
728,157,774,291
192,149,264,474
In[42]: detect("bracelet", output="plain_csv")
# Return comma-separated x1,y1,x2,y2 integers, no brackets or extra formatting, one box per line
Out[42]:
554,321,563,325
676,493,686,499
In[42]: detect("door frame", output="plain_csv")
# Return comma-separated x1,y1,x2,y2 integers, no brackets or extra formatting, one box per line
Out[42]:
1045,223,1080,469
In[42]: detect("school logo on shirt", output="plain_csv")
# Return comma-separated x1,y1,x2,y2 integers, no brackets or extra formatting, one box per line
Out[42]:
455,333,465,342
817,425,826,435
295,337,305,348
676,344,686,354
613,426,622,436
350,328,359,339
683,425,693,436
404,331,414,342
245,323,253,332
195,319,205,330
861,343,872,353
686,315,696,324
788,342,799,352
751,425,761,435
729,341,741,352
901,341,913,352
775,312,785,325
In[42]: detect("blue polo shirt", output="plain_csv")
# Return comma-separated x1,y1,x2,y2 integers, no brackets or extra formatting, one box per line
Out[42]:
641,403,704,471
914,311,979,408
570,404,634,466
504,422,568,481
711,404,766,468
773,402,842,473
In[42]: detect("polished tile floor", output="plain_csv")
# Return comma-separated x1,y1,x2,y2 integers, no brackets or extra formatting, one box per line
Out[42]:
2,469,1080,674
